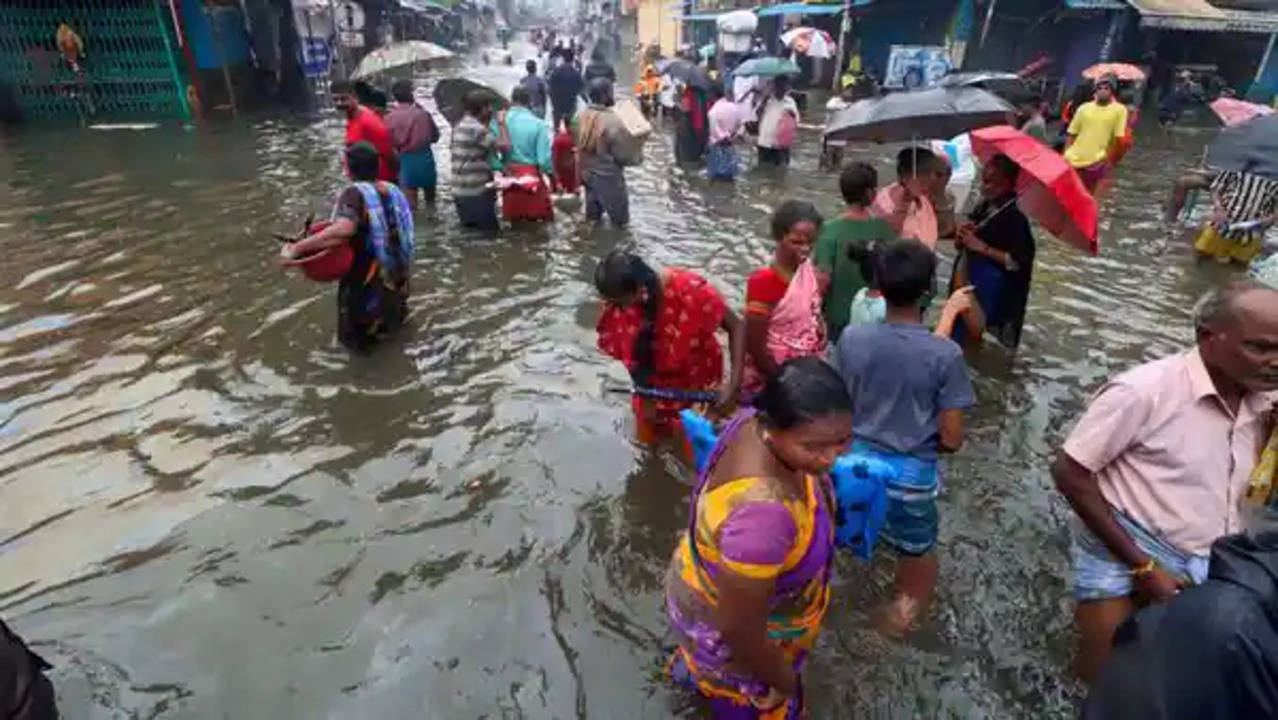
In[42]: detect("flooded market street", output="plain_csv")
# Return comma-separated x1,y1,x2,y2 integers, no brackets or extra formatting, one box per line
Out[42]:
0,45,1244,719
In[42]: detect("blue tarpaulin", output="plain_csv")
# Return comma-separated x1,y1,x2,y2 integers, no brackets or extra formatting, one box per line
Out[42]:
681,12,724,21
1063,0,1127,9
756,1,869,17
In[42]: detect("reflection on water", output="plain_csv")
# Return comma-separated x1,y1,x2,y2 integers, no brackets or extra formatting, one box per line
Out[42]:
0,42,1231,718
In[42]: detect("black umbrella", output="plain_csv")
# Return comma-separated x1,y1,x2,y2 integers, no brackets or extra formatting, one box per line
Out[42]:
433,78,507,126
655,58,712,90
824,86,1015,143
1207,114,1278,180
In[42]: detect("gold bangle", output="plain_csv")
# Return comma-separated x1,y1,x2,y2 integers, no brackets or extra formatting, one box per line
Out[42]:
1130,559,1157,578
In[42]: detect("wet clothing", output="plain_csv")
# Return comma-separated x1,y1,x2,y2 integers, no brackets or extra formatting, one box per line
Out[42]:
575,103,638,226
1083,532,1278,720
551,127,579,193
1194,171,1278,263
666,410,834,718
1065,100,1127,169
548,63,585,127
451,114,499,231
344,105,396,182
398,149,436,194
597,269,727,441
676,87,709,163
757,94,798,151
813,215,895,339
384,102,438,157
951,195,1036,348
333,182,414,351
1062,347,1276,557
853,440,940,555
742,262,826,395
834,323,974,462
518,73,549,118
386,102,440,194
1071,509,1210,601
872,184,938,250
583,59,616,85
1,619,58,720
848,288,886,325
707,144,739,181
1020,115,1048,144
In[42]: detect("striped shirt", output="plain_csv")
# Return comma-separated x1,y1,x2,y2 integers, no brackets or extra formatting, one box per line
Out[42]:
1212,171,1278,240
450,115,496,197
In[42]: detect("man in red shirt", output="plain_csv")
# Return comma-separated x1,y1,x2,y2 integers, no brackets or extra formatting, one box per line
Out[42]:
332,81,396,182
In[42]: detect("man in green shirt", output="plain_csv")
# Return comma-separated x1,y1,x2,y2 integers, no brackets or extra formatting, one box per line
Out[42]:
815,162,898,341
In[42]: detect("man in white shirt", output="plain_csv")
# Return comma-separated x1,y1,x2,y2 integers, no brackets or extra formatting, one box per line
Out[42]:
755,75,799,167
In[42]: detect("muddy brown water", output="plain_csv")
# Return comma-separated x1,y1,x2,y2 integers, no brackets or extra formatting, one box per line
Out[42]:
0,43,1244,718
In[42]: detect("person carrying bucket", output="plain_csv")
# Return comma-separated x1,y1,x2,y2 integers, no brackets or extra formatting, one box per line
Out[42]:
279,142,415,352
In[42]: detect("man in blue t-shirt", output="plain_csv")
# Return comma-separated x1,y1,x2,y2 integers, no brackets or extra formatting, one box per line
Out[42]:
833,238,975,636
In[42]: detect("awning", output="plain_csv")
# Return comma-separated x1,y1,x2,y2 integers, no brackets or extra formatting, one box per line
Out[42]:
1125,0,1229,31
681,11,724,21
397,0,452,11
755,1,868,17
1219,8,1278,33
1063,0,1126,9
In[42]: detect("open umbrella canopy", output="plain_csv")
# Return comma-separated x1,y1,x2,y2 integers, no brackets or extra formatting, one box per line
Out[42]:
1082,62,1145,82
937,71,1030,103
656,58,712,89
780,27,835,59
1207,114,1278,180
733,56,801,78
969,125,1099,255
432,78,506,126
1210,97,1274,128
824,87,1014,144
351,41,455,80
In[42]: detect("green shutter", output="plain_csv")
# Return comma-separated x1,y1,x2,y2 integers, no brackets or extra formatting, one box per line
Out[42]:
0,0,190,122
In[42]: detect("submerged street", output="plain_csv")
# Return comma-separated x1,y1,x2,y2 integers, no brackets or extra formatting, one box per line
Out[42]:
0,41,1248,718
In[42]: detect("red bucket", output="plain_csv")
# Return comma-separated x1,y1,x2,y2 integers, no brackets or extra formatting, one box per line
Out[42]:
284,221,353,282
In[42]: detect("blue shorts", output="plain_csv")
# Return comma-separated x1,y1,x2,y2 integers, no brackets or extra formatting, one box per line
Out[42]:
1070,510,1209,601
852,442,939,556
398,149,436,190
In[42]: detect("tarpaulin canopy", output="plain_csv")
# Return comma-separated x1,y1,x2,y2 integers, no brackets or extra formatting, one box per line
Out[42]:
1219,8,1278,32
1126,0,1230,31
755,1,867,17
1063,0,1127,8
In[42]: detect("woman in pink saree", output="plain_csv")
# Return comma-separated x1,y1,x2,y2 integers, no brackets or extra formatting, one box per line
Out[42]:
743,201,827,397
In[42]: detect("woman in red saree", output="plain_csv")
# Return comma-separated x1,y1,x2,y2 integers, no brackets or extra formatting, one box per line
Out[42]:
743,201,827,397
596,251,746,444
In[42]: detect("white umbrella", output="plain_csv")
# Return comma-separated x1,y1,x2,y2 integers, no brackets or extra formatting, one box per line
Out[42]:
780,27,835,59
351,41,455,80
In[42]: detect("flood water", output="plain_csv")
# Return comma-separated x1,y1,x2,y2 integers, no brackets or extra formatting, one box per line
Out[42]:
0,41,1245,719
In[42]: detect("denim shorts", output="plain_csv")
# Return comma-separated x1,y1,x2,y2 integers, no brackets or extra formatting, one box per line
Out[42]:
852,442,939,556
1070,510,1210,601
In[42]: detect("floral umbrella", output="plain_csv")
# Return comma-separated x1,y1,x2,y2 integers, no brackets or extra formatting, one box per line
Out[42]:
780,27,835,59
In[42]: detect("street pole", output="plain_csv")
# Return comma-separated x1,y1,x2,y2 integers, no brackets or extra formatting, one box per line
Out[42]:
832,0,849,92
1255,31,1276,85
167,0,203,118
978,0,998,50
204,5,238,115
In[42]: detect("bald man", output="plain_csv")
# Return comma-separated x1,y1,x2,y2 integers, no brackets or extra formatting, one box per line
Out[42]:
1053,279,1278,683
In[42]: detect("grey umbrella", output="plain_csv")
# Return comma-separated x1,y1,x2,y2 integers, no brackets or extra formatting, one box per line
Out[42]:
824,86,1015,143
1207,114,1278,180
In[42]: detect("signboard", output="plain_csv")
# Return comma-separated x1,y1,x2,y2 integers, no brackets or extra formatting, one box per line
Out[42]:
335,1,365,31
884,45,951,89
301,37,331,77
339,30,365,47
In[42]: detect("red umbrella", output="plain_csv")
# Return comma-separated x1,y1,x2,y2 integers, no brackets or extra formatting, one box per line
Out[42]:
968,125,1099,256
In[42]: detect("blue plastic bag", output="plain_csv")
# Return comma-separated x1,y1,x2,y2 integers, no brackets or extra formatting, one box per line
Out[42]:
679,410,891,559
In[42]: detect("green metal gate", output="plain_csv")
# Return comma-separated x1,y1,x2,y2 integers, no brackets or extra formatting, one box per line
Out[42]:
0,0,190,123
